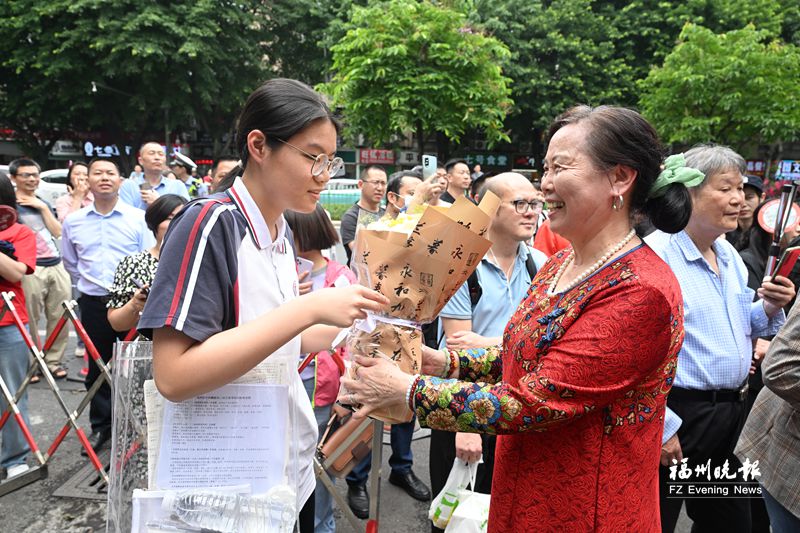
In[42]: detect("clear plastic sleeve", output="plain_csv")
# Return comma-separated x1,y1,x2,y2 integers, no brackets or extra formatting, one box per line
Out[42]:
107,340,305,533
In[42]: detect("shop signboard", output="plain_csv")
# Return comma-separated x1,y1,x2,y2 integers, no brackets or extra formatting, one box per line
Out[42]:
359,149,395,165
746,160,767,177
512,154,537,169
777,160,800,179
397,151,420,165
83,141,133,158
49,140,83,158
463,153,511,167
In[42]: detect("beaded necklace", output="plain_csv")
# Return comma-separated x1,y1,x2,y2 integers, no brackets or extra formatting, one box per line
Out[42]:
547,228,636,296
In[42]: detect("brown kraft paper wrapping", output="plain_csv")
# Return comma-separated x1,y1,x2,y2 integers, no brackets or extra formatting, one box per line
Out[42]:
348,193,500,423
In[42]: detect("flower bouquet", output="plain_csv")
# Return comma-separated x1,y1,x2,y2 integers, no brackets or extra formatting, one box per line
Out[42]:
346,193,500,423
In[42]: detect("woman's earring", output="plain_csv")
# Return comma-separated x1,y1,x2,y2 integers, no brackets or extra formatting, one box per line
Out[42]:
612,195,624,211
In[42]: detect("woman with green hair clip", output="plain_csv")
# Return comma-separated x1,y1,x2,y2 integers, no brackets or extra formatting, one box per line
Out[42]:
344,105,699,532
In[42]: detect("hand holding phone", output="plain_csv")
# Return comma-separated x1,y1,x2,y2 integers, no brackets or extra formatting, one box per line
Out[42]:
421,154,437,181
415,154,444,205
296,257,314,277
131,277,150,295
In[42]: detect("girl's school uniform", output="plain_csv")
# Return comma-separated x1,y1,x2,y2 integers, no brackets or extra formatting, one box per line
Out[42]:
140,177,318,508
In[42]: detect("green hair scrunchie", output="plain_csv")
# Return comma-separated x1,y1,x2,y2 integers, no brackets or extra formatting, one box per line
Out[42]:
648,154,705,199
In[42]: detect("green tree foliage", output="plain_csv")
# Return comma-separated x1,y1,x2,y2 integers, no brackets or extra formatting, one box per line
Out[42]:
574,0,787,106
266,0,370,85
776,0,800,45
321,0,513,155
455,0,635,162
497,0,631,129
461,0,794,161
2,0,799,165
639,24,800,148
710,0,785,36
0,0,269,164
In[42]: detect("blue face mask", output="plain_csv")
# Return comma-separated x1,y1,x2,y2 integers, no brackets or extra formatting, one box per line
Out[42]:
390,193,414,212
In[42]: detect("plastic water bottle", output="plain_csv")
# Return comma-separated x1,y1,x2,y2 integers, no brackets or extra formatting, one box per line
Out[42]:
162,486,296,533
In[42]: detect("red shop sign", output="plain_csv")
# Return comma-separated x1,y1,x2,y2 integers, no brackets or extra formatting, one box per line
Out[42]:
359,149,396,165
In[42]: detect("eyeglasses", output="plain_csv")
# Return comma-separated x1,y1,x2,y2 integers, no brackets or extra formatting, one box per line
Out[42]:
275,138,344,178
362,180,387,188
510,200,544,214
14,172,40,179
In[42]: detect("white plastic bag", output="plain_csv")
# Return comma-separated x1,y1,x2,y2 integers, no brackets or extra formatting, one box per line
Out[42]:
428,458,480,529
444,490,490,533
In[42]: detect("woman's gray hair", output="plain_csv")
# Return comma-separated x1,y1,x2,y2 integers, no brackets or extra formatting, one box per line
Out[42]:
684,144,746,187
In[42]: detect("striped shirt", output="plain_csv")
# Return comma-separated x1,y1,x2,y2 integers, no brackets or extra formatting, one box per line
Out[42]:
139,176,317,508
646,230,785,442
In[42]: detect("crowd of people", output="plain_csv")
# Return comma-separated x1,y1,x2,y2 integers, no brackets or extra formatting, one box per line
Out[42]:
1,77,799,533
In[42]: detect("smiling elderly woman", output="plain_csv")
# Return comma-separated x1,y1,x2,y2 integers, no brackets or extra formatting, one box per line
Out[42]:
646,145,794,532
344,106,699,532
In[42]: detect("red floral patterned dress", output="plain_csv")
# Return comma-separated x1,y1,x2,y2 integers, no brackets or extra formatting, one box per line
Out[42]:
412,244,684,532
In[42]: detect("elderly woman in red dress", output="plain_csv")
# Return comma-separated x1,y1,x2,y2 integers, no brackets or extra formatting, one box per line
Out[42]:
344,106,699,532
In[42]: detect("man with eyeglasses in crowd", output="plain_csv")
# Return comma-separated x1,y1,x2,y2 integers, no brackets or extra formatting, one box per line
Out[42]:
9,158,72,381
339,165,387,263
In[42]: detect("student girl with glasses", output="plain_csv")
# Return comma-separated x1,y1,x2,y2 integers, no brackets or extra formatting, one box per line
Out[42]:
140,79,388,532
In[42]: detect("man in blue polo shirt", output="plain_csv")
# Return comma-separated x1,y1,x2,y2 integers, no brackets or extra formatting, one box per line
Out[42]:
119,142,189,209
428,173,547,532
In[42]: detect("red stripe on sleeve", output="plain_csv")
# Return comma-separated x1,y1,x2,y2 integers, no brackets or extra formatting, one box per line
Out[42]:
165,201,221,323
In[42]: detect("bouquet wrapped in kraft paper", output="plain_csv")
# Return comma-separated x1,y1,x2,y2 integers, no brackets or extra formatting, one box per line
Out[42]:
347,193,500,423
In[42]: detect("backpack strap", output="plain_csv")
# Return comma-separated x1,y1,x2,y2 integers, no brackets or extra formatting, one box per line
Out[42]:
469,250,538,310
424,270,481,350
525,251,539,280
467,270,482,310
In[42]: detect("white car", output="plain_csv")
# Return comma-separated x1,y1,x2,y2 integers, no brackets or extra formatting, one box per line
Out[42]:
38,169,70,206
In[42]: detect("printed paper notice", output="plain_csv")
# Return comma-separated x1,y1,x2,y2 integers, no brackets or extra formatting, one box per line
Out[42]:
156,383,288,493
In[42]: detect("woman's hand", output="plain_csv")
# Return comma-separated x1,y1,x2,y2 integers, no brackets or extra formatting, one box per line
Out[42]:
130,287,149,313
759,275,795,317
340,354,413,420
446,331,498,351
72,177,89,199
307,285,389,328
109,286,149,332
455,432,482,464
421,345,449,377
298,270,313,296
